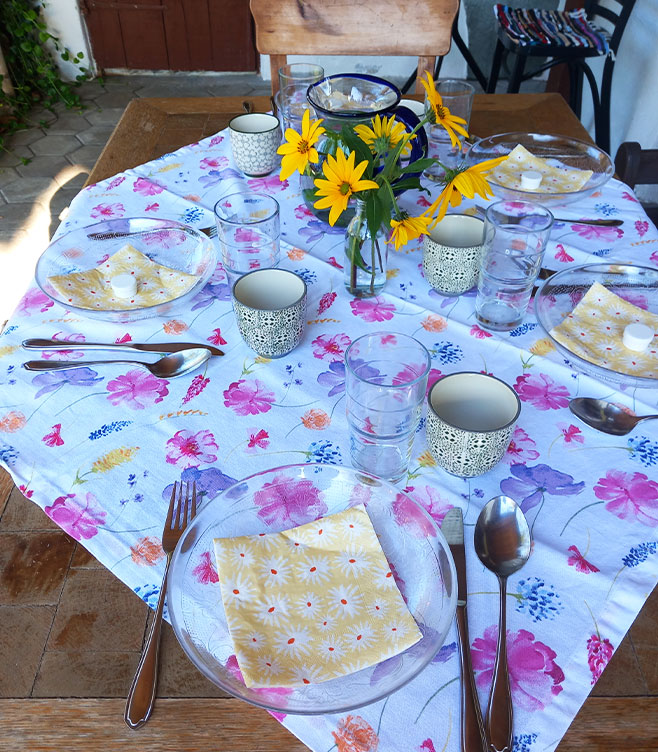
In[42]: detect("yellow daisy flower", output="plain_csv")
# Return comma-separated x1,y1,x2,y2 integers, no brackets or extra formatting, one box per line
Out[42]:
313,150,379,226
420,71,470,149
354,114,414,157
425,156,509,226
277,109,325,181
388,214,431,250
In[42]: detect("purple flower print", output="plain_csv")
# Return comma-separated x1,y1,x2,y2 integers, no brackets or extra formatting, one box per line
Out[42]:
190,282,231,310
504,427,540,464
106,370,169,409
45,491,106,540
392,493,437,538
198,168,241,188
298,219,344,243
594,469,658,527
132,177,164,196
472,626,564,711
90,202,125,219
223,379,275,416
500,463,585,513
317,361,346,397
163,466,236,503
32,367,103,399
514,373,571,410
587,634,614,685
17,288,54,315
350,296,396,322
253,474,327,527
166,429,218,469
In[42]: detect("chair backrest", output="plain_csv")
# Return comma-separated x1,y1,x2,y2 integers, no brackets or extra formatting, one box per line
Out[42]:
615,142,658,189
250,0,459,96
586,0,636,55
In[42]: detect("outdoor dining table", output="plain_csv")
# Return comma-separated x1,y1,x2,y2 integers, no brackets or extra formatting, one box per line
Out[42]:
1,92,657,752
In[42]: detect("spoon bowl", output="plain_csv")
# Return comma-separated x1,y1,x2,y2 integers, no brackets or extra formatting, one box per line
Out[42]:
474,496,531,752
569,397,658,436
23,348,212,379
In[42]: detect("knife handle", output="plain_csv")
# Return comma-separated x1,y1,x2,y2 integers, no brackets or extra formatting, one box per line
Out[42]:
456,605,488,752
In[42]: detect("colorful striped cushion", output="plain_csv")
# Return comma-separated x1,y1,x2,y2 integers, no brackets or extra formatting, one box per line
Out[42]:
494,5,609,54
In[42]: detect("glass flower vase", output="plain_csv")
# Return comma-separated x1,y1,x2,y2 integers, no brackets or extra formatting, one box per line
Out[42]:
344,199,388,298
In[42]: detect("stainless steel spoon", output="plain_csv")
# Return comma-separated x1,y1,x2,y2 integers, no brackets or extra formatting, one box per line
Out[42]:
23,348,211,378
569,397,658,436
474,496,532,752
473,206,622,227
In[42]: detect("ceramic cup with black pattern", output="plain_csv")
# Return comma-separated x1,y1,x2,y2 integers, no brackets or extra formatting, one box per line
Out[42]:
422,214,484,296
229,113,281,176
232,268,307,358
426,372,521,477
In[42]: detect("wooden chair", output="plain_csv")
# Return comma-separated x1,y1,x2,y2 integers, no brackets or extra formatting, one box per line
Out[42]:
485,0,636,154
249,0,460,96
615,141,658,225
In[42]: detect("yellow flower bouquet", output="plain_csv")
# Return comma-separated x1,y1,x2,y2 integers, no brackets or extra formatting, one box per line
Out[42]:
278,72,507,297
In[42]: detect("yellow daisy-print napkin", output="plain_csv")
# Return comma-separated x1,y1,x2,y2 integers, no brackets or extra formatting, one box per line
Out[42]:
492,144,593,193
48,244,198,310
550,281,658,377
213,504,422,688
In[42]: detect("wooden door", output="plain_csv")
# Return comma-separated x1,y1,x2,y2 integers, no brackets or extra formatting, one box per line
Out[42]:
81,0,257,72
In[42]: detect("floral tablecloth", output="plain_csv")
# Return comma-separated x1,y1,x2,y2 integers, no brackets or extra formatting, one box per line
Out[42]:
1,125,657,752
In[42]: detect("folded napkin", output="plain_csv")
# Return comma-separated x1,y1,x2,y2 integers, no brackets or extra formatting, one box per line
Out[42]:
48,244,198,310
550,281,658,378
213,504,422,688
492,144,593,193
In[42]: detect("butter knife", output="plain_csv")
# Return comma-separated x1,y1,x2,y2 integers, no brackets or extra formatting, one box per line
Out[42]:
22,338,224,357
442,508,487,752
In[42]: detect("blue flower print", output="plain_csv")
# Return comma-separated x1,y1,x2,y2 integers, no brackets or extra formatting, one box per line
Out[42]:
181,206,205,224
513,733,538,752
89,420,133,440
592,248,611,257
31,367,104,398
500,463,585,513
515,577,563,622
627,436,658,467
622,541,657,568
431,341,463,364
594,202,619,216
509,322,538,337
134,583,166,618
0,442,18,465
306,440,342,466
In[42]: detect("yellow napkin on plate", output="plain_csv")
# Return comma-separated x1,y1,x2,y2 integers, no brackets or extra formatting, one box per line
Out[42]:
550,281,658,378
213,504,422,688
492,144,593,193
48,244,198,310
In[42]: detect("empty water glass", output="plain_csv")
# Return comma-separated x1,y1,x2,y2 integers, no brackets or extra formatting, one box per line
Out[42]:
475,200,554,331
424,79,474,182
278,62,324,128
345,332,431,484
214,192,280,278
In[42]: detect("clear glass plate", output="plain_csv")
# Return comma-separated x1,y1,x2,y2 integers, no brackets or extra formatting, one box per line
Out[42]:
467,132,614,206
35,217,217,322
535,263,658,388
168,463,457,715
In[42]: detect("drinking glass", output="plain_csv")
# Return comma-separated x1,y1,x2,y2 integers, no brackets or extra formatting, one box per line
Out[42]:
424,79,475,182
277,62,324,130
213,192,280,278
345,332,431,484
475,200,554,331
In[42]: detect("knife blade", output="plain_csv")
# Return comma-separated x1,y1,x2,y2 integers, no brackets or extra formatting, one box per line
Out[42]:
442,508,487,752
22,339,224,357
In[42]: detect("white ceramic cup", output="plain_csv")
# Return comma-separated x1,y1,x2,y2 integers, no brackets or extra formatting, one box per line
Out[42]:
426,372,521,477
229,113,281,176
422,214,485,296
232,268,307,358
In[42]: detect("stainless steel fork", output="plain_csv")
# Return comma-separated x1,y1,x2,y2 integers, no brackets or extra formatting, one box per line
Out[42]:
124,480,197,729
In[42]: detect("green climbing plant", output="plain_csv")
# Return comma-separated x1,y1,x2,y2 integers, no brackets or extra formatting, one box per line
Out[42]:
0,0,92,161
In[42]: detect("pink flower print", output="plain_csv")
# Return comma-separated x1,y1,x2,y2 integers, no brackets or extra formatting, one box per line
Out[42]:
225,654,291,719
392,493,437,538
132,177,164,196
554,244,574,262
651,250,658,266
587,634,613,684
328,256,343,269
142,229,187,248
182,374,209,404
514,373,570,410
295,203,313,219
254,474,327,527
407,485,454,527
567,545,600,573
557,422,584,444
106,176,125,190
208,134,224,146
208,328,227,346
166,429,218,468
200,156,228,169
145,202,159,212
425,368,443,397
107,370,170,409
470,325,492,338
247,175,288,192
635,220,649,237
19,484,34,499
45,492,106,540
246,428,269,453
317,291,337,315
393,362,428,385
417,195,432,208
594,470,658,526
115,333,132,344
312,333,351,362
42,424,64,446
223,379,275,416
571,223,623,241
621,191,638,202
18,288,53,315
472,626,564,711
192,550,219,584
420,741,437,752
90,202,125,219
505,427,539,463
350,296,396,322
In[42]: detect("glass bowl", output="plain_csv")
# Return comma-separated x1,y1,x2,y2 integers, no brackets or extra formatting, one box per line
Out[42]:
467,132,613,206
168,463,457,715
535,263,658,388
35,217,217,322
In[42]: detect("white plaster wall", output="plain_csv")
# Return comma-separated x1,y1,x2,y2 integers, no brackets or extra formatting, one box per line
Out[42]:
40,0,95,79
